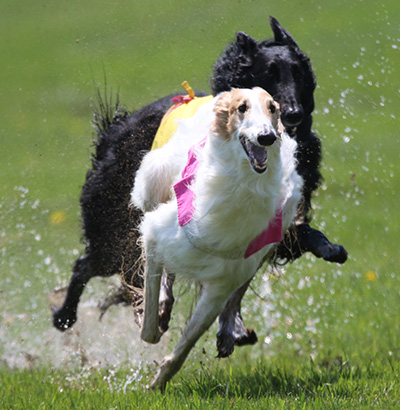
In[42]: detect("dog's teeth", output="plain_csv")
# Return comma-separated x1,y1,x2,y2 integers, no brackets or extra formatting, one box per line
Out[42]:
239,135,268,174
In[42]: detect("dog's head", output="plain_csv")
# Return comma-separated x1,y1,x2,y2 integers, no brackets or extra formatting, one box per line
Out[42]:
213,87,282,175
211,17,316,131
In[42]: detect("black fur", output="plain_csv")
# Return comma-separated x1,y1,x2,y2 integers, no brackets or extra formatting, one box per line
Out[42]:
213,18,347,357
53,91,206,330
53,94,175,329
212,19,317,222
53,18,347,359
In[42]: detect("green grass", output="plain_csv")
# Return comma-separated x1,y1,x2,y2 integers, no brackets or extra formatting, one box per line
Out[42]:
2,358,400,409
1,0,399,408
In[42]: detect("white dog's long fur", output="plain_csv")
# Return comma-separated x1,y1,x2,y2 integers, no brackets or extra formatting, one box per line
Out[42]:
131,87,303,389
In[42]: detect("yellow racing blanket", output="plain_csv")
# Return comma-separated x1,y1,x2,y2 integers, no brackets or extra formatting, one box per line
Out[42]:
151,81,213,150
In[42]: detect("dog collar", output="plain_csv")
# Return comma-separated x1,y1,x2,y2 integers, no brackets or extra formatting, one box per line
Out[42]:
173,138,283,259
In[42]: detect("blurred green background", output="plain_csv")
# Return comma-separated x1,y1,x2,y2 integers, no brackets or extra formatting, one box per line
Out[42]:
0,0,399,373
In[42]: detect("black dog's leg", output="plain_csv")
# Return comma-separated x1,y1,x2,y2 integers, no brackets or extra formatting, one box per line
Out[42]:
217,279,257,358
216,224,347,358
298,223,347,263
98,285,134,320
52,255,93,331
277,223,348,264
158,272,175,334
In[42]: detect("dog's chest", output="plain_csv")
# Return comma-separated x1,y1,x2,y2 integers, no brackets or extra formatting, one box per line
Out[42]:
171,137,283,259
188,185,282,259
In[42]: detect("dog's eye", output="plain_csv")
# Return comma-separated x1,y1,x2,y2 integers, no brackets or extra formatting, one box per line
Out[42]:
291,64,303,80
267,61,279,81
269,102,276,114
238,103,247,114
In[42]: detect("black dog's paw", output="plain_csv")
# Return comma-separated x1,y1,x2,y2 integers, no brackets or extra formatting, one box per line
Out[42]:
318,243,348,264
234,327,258,347
232,314,258,346
302,227,348,264
52,308,77,331
216,327,259,358
216,330,236,358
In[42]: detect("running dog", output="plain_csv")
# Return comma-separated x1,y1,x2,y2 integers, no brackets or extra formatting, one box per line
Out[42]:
133,87,303,390
52,17,347,357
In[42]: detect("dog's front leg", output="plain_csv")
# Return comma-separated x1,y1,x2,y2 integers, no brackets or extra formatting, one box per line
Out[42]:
151,283,231,391
141,255,163,344
299,224,348,263
280,223,348,264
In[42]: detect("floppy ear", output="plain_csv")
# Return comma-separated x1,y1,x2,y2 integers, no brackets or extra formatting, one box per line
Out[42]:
271,100,282,129
269,16,299,49
269,99,284,134
213,92,231,139
235,31,258,52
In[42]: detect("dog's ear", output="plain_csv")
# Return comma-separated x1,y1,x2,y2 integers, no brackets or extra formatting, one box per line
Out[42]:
269,16,299,50
235,31,258,52
213,92,231,139
277,116,286,136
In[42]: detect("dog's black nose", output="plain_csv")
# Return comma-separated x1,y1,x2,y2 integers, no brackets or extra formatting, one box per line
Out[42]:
282,108,304,127
257,132,277,146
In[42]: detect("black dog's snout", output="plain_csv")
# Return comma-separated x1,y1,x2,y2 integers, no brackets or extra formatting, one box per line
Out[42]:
282,108,304,127
257,132,277,146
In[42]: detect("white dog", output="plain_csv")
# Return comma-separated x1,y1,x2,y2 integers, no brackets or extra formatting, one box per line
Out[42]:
131,87,303,390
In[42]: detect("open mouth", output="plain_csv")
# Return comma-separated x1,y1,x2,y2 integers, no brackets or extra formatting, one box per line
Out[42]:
239,135,268,174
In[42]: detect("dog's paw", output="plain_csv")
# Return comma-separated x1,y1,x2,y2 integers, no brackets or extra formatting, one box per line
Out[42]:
141,327,162,344
232,314,258,346
149,379,166,393
234,327,258,346
52,308,77,331
216,330,236,358
150,353,176,392
318,243,348,264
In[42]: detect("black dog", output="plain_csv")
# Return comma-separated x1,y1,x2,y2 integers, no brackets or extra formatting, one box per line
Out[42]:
53,17,347,357
212,18,349,356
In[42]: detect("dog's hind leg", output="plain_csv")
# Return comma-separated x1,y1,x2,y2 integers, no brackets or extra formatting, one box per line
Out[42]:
52,255,93,331
151,283,232,391
216,278,258,358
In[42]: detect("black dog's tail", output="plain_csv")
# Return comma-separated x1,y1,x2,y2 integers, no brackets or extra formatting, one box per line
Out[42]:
80,90,142,290
91,86,129,159
80,90,176,292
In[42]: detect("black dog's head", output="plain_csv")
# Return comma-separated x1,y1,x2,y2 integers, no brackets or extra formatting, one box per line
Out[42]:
211,17,316,132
